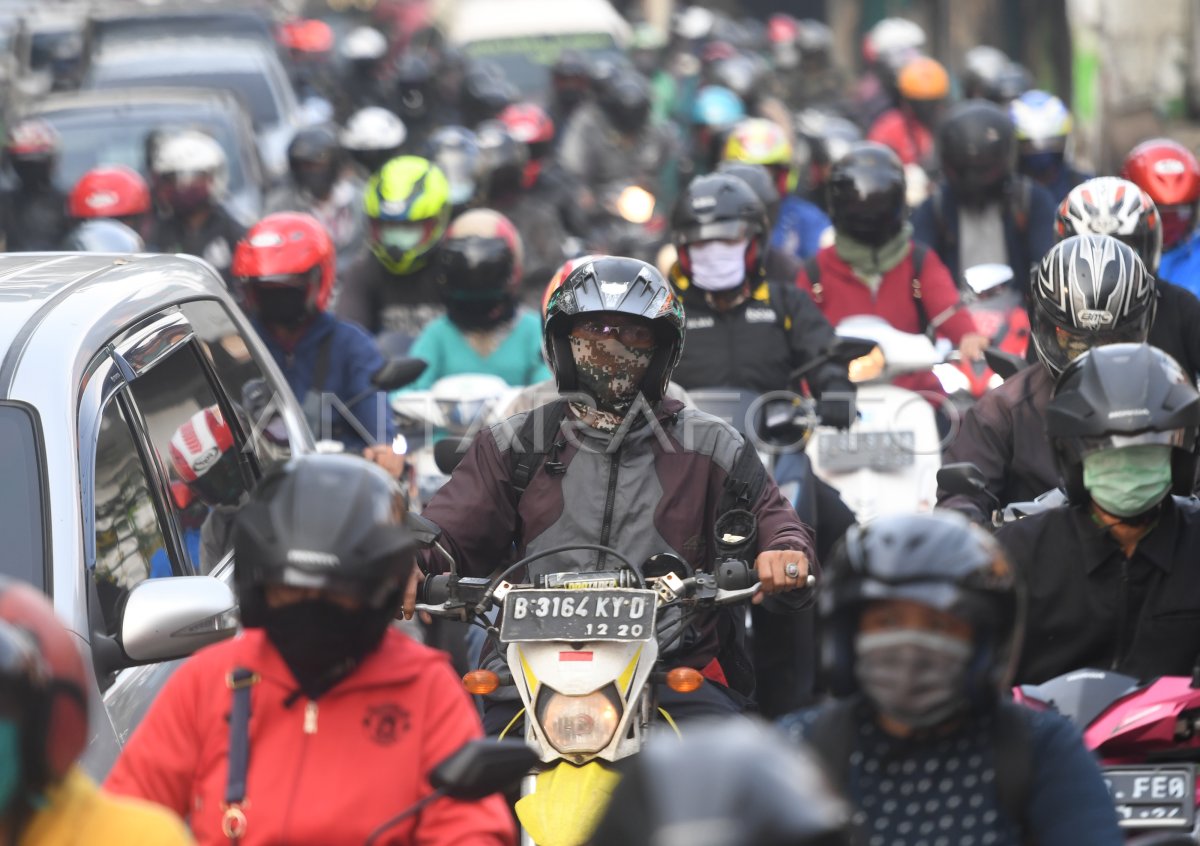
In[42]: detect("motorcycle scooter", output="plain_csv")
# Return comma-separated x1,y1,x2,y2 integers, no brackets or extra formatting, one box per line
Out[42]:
415,538,777,846
806,315,945,521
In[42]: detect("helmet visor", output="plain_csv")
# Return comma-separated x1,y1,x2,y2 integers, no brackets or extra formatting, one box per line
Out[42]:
676,219,752,245
1077,429,1189,458
374,219,441,253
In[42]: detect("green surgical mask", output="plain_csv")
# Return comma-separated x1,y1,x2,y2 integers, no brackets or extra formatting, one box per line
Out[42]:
1082,444,1174,517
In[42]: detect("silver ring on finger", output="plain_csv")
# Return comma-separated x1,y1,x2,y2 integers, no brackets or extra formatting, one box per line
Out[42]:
785,562,800,579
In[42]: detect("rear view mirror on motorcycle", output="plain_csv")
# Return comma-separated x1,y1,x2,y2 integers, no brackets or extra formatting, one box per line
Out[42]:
430,739,540,800
936,462,996,503
434,436,470,474
371,357,428,392
790,335,878,382
984,347,1029,381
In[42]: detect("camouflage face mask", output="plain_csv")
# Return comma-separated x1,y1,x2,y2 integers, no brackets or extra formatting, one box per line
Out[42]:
569,335,654,415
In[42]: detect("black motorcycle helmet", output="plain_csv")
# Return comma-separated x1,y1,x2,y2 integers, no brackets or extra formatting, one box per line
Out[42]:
672,172,769,285
590,721,852,846
1030,235,1156,377
287,124,342,200
1047,343,1200,505
551,49,591,113
543,256,686,401
960,45,1010,101
461,61,517,128
476,120,528,201
391,53,434,122
436,208,523,330
232,453,417,627
938,99,1017,207
827,141,906,247
597,70,652,136
823,511,1024,711
716,161,781,227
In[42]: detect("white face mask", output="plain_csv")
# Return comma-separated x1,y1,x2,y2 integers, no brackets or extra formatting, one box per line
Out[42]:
688,239,749,292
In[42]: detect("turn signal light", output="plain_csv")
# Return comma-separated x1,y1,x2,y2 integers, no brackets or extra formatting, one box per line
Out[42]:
463,670,500,695
665,667,704,694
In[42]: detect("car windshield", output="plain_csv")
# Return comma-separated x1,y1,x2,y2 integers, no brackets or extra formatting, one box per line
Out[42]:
88,64,283,128
463,33,622,100
0,404,46,590
42,107,248,195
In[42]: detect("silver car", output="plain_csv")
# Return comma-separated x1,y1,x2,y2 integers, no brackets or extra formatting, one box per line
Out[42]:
0,252,311,776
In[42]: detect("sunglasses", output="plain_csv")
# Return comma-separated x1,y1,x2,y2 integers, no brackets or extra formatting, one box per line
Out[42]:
570,318,657,350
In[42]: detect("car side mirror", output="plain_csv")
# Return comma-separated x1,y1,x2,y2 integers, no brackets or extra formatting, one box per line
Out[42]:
430,740,538,800
372,358,427,393
433,436,470,475
120,576,239,663
936,462,989,499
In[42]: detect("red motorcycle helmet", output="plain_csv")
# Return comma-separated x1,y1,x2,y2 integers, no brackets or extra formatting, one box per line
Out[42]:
0,578,89,794
233,212,336,322
68,165,151,222
499,102,555,187
1121,139,1200,250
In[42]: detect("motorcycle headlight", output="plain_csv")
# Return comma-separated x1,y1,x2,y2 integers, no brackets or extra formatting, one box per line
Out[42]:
848,346,885,383
536,687,622,755
615,186,656,224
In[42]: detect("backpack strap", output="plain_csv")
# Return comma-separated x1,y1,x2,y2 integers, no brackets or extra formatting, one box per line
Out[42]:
803,256,823,304
992,700,1036,844
932,187,954,255
718,438,769,514
223,667,259,843
1009,177,1032,235
909,242,932,335
310,331,336,396
508,399,569,499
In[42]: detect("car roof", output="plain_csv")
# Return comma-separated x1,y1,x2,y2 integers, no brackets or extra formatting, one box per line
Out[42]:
442,0,630,44
27,86,245,115
91,37,277,70
0,253,232,399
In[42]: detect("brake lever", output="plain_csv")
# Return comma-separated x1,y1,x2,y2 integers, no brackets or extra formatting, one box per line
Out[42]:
713,582,763,605
413,603,466,621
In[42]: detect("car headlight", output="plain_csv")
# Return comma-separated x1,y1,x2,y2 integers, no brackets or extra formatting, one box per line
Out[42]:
537,688,622,755
848,346,885,383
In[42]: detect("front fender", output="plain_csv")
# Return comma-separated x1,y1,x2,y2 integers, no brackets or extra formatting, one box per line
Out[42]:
515,760,622,846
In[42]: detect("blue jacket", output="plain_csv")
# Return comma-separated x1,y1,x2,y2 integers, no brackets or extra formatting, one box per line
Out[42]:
781,700,1123,846
911,178,1058,300
1160,230,1200,298
771,196,831,261
253,312,395,451
1033,164,1092,205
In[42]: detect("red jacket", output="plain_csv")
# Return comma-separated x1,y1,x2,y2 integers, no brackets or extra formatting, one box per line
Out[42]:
867,108,933,166
797,243,978,394
104,629,515,846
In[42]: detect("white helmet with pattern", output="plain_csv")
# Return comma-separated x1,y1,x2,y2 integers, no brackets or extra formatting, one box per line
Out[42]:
1055,177,1163,274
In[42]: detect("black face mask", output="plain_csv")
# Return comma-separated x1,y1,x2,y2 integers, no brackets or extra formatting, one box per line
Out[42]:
263,599,394,699
254,285,311,329
445,296,514,331
12,158,54,190
294,164,338,200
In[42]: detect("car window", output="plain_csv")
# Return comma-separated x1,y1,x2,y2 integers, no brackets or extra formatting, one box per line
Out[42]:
126,341,255,576
92,395,171,638
0,404,46,589
182,299,292,471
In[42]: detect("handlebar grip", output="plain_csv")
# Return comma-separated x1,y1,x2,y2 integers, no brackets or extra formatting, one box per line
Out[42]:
715,558,756,592
421,574,453,606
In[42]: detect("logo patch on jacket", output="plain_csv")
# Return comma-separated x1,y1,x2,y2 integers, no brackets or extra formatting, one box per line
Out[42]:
363,703,410,746
745,308,777,323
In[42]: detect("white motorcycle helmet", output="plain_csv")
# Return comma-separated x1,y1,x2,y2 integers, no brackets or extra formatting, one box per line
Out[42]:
150,129,229,213
340,107,407,175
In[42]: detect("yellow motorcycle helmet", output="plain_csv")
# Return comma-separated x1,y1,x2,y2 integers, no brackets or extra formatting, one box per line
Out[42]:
363,155,451,275
722,117,798,196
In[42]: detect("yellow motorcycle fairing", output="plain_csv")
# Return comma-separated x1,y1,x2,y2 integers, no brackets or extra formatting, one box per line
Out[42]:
514,760,622,846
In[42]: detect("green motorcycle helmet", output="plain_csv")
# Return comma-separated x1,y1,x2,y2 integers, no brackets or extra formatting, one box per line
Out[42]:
363,155,452,275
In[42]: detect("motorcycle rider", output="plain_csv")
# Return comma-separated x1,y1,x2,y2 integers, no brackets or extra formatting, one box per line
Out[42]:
1121,138,1200,296
852,17,926,130
961,45,1012,101
266,125,365,279
336,156,451,341
459,61,517,129
146,129,246,283
389,53,437,152
995,343,1200,685
0,119,70,251
105,454,516,845
65,164,152,245
781,511,1123,846
498,101,590,239
592,720,852,845
911,100,1057,300
684,85,746,180
937,235,1156,522
723,117,831,261
866,54,949,168
1055,176,1200,381
426,125,481,218
1010,89,1091,202
405,209,550,390
340,107,407,177
795,109,863,216
797,143,988,393
714,161,803,283
334,26,389,121
547,50,591,141
232,212,399,467
0,578,193,845
411,256,818,728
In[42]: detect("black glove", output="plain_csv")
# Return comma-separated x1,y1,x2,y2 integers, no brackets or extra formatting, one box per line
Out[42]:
817,395,856,430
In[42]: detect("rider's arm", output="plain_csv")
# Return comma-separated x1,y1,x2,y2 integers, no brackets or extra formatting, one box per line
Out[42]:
1025,709,1124,845
916,249,981,345
341,321,396,442
937,387,1017,523
782,286,851,399
747,447,819,612
420,427,519,578
103,653,203,817
414,662,517,846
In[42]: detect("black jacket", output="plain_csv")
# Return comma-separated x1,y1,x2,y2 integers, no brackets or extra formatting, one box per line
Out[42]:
996,496,1200,684
148,204,246,282
1,186,70,251
335,248,443,339
1150,279,1200,383
670,274,852,399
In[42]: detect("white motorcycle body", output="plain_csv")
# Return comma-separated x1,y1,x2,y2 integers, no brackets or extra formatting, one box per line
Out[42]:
807,315,943,521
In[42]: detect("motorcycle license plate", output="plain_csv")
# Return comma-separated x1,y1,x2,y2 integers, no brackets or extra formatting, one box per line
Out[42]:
817,430,915,473
500,588,657,643
1103,765,1195,828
